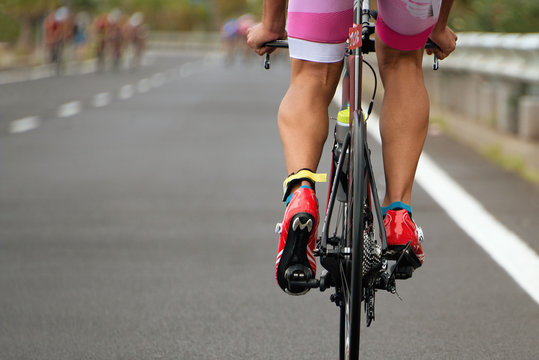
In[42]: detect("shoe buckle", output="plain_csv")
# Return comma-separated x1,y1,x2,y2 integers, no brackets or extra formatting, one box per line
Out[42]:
417,226,424,243
275,222,283,234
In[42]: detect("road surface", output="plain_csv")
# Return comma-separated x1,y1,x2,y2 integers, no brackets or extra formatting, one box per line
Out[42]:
1,50,538,359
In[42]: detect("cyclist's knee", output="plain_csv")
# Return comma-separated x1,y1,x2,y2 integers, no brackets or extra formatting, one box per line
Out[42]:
290,59,343,102
375,34,423,74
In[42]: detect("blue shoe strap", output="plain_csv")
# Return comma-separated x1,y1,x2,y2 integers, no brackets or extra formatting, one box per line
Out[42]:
381,201,412,217
285,185,314,206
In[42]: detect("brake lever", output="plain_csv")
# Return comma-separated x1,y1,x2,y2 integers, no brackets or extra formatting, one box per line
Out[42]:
426,39,440,71
264,53,271,70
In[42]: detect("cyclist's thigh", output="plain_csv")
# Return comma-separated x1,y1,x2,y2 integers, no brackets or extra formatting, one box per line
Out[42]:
287,0,353,63
377,0,442,51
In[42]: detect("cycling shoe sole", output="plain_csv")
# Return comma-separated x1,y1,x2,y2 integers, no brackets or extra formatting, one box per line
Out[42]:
276,212,315,295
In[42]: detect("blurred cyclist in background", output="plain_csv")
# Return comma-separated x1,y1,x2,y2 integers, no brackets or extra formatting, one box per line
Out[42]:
73,12,90,62
221,18,239,64
237,14,257,61
126,12,147,68
107,9,125,69
92,12,109,70
43,6,73,74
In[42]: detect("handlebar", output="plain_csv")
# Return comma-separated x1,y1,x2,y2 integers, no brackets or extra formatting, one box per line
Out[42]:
263,40,289,49
262,38,441,70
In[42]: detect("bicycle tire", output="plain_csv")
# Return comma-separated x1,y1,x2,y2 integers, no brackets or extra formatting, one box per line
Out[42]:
340,109,367,360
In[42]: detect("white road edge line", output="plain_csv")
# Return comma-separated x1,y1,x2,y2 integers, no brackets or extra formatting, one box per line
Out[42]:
10,116,40,134
58,101,81,118
332,86,539,304
415,147,539,305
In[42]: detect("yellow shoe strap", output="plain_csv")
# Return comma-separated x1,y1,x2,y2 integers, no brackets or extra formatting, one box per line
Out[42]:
282,169,327,201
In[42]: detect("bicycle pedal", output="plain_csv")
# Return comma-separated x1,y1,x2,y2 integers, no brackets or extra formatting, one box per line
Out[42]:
400,246,422,270
284,264,315,295
387,243,422,270
393,265,414,280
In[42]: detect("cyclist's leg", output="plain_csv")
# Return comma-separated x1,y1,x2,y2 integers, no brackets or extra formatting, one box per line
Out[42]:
375,38,428,207
274,0,352,295
279,59,343,180
281,0,352,184
375,0,441,207
374,1,441,267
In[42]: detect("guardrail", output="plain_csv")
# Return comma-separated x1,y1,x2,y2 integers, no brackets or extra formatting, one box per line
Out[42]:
441,32,539,82
424,32,539,141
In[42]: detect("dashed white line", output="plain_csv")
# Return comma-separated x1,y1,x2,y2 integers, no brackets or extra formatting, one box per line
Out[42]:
119,84,134,100
10,116,40,134
151,72,165,87
58,101,81,118
137,78,151,93
8,64,186,135
93,92,111,107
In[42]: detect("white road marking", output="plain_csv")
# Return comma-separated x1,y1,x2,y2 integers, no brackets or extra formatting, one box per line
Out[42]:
137,78,151,93
119,84,134,100
151,72,165,87
372,109,539,304
58,101,81,118
93,92,110,107
10,116,40,134
7,62,202,135
415,147,539,305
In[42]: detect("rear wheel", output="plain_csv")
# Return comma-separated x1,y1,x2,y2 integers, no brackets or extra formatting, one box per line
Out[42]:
339,110,367,360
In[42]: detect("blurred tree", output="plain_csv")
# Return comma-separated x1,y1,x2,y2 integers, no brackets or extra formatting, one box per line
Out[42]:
451,0,539,32
216,0,247,20
0,0,59,50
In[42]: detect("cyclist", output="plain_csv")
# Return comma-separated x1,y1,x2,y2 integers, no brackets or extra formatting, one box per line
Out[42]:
247,0,457,294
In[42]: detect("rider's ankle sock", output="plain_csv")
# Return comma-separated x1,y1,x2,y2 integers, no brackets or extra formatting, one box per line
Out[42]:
382,201,412,218
285,185,313,206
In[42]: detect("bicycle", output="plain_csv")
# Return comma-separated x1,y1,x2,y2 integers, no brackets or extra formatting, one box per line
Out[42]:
263,1,440,359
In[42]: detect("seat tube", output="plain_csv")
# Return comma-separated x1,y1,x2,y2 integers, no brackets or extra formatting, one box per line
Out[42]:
349,0,364,120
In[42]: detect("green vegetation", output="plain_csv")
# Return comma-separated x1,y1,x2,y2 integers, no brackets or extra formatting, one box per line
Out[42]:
451,0,539,33
0,12,19,43
483,144,539,185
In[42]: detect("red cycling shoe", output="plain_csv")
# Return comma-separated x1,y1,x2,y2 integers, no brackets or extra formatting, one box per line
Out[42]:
275,186,319,295
384,209,424,278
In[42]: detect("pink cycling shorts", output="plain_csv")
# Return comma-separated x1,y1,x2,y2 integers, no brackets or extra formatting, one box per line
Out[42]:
287,0,442,62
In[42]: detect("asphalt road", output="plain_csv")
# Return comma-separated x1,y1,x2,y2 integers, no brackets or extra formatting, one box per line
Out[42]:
1,50,538,359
